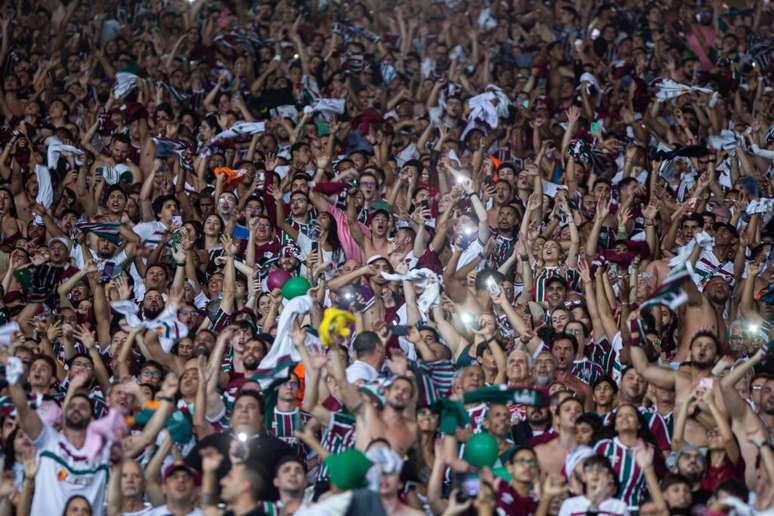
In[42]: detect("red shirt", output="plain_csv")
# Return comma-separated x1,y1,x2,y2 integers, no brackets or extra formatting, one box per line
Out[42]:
700,454,745,493
496,481,538,516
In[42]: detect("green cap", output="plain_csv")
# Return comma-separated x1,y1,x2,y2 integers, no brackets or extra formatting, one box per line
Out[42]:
324,448,372,490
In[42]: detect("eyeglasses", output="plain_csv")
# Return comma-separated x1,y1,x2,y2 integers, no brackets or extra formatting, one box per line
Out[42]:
284,381,300,389
290,199,307,206
141,370,163,379
360,181,377,187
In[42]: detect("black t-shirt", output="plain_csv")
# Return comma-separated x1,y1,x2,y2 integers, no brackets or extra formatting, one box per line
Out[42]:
185,429,295,501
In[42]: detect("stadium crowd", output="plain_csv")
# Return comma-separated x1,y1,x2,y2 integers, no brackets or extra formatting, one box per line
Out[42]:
1,0,774,514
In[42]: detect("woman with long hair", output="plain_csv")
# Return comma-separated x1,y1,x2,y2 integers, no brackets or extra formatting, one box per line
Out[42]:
594,403,666,513
62,495,92,516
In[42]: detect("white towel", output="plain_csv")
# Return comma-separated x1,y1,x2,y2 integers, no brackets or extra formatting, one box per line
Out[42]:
110,301,188,352
112,72,140,99
209,121,266,145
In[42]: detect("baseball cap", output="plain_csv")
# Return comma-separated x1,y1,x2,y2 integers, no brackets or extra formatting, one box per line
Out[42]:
163,461,201,485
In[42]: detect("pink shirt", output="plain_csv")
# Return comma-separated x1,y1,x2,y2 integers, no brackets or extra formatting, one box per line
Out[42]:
326,204,371,263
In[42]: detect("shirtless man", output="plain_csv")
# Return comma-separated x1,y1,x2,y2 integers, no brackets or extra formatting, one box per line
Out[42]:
534,396,582,477
329,348,418,455
90,133,142,185
631,328,721,446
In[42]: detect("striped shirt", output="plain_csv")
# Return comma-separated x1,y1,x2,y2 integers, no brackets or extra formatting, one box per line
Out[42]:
586,337,617,376
594,437,644,512
570,358,605,385
317,412,356,481
269,407,312,455
602,407,671,451
694,250,734,289
467,402,489,431
534,266,580,304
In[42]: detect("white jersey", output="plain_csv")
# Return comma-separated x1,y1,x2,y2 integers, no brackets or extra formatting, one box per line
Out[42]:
558,495,629,516
30,425,112,516
146,505,203,516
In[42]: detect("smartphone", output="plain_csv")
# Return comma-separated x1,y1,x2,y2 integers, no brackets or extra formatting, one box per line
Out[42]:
100,262,115,284
95,167,105,177
484,176,495,188
391,325,411,337
455,473,480,502
311,240,319,254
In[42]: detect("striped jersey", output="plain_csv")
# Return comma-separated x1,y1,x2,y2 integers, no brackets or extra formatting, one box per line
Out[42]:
413,360,454,405
269,407,312,454
467,402,489,431
316,412,356,481
585,337,617,376
558,495,629,516
533,266,580,303
570,357,605,385
594,437,644,512
694,250,734,289
602,407,671,451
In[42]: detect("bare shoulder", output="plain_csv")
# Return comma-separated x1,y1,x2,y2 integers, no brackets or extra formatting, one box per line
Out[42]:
396,504,424,516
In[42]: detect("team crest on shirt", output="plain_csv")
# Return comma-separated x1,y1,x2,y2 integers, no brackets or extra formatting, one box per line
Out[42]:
57,468,67,481
502,492,514,504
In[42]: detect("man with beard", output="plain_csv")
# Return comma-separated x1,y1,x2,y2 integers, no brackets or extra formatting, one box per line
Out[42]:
702,275,732,342
489,204,519,268
533,352,558,388
142,288,166,320
5,359,178,516
534,397,582,476
631,330,720,447
330,344,417,455
91,133,141,184
549,334,593,408
670,446,712,506
512,404,552,447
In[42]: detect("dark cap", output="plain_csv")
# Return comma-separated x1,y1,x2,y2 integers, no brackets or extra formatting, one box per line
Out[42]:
163,461,202,485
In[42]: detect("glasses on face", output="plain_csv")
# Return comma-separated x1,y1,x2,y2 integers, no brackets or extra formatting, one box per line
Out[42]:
141,370,163,379
360,180,377,187
284,381,300,389
290,199,307,206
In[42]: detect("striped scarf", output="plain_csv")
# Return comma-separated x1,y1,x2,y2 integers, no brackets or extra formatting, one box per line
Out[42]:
76,222,122,245
640,264,694,310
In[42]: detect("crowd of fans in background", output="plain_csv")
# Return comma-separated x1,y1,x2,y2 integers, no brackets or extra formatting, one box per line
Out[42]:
1,0,774,514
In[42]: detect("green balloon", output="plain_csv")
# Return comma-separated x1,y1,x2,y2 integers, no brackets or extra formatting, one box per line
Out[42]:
463,432,499,468
282,276,311,299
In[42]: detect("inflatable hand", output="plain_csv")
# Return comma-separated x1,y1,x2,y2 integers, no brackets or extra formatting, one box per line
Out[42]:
319,308,355,347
